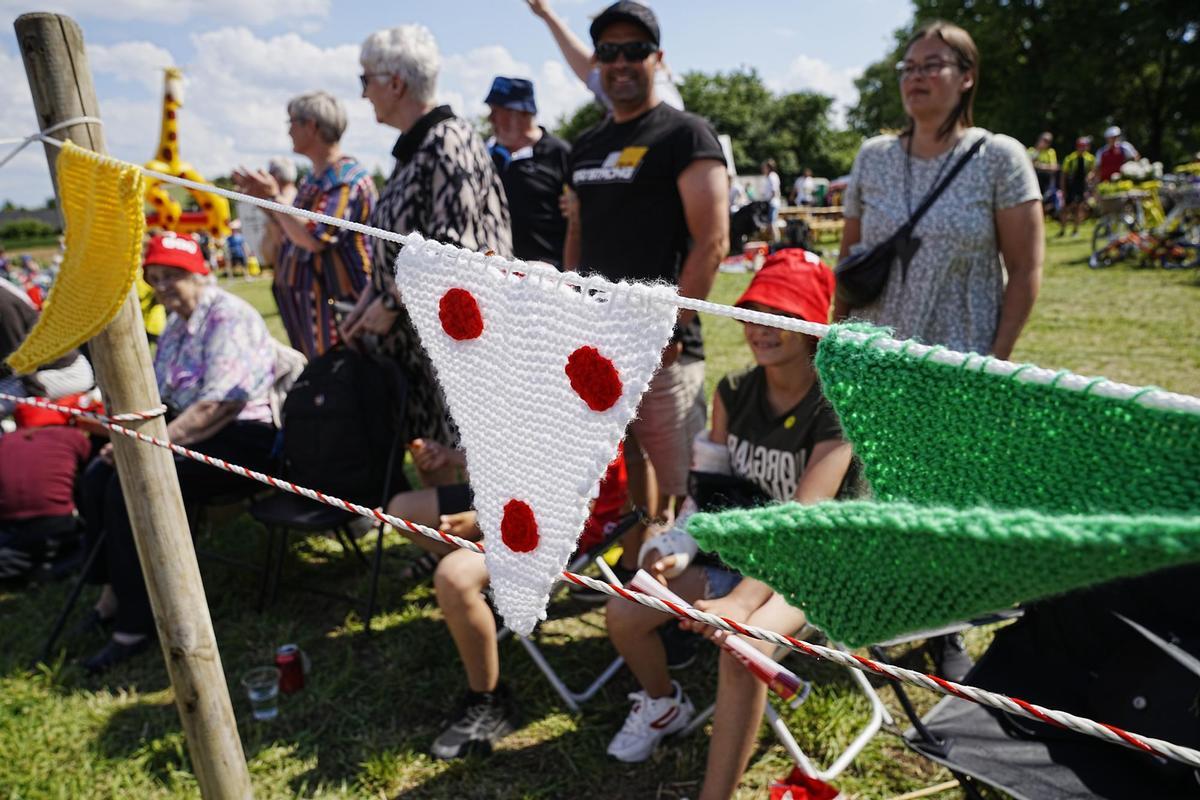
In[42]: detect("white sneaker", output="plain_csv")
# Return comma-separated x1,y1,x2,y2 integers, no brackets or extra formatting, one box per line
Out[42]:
606,680,694,763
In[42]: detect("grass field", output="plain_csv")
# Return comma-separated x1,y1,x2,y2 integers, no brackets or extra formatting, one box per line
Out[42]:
1,225,1197,799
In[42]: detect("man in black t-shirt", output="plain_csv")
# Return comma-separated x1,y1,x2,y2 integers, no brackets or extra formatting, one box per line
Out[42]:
565,0,729,522
484,76,571,266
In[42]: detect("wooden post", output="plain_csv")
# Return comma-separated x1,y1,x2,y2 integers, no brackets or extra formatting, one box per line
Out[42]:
15,14,253,800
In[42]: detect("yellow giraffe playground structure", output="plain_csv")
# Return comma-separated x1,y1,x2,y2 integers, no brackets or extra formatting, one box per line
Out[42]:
144,67,231,239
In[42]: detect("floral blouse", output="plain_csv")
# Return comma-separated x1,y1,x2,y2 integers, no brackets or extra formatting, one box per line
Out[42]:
155,285,275,424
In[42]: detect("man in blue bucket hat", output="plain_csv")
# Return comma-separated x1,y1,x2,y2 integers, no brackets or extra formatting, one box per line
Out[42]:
484,76,571,266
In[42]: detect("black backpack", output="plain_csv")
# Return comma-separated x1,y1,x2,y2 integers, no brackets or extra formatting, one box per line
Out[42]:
280,346,409,507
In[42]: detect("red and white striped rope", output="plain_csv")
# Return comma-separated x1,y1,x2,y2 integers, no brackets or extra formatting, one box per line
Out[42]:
105,404,167,422
6,390,1200,770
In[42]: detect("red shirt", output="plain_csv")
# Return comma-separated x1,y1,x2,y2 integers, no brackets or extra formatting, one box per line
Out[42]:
578,447,628,553
0,426,90,520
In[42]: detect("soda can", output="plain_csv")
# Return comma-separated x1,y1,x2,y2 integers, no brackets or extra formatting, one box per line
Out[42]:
275,644,306,694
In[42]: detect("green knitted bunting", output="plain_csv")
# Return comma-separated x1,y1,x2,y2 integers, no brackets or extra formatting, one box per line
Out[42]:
686,323,1200,645
688,501,1200,647
813,323,1200,514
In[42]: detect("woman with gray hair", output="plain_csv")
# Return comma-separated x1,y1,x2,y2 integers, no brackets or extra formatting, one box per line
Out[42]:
343,24,511,483
234,91,377,358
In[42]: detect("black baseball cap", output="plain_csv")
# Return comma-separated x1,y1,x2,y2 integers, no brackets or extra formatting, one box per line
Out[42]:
589,1,661,47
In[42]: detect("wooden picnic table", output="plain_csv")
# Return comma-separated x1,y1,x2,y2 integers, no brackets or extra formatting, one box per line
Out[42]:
780,205,846,241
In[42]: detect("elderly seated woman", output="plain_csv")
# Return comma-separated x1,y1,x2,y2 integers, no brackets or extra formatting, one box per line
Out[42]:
78,234,278,674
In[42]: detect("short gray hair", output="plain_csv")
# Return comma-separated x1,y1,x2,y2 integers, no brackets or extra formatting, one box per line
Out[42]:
267,156,298,184
286,91,347,144
360,24,440,104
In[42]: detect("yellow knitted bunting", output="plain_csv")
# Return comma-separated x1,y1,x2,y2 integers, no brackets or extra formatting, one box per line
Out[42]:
6,141,146,374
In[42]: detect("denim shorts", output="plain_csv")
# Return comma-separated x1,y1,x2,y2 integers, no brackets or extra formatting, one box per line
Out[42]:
703,566,742,600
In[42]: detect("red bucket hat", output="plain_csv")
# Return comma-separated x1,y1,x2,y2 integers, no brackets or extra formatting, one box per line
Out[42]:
144,233,208,275
735,248,834,324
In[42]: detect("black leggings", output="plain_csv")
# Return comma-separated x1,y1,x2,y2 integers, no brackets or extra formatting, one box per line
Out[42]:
81,420,276,636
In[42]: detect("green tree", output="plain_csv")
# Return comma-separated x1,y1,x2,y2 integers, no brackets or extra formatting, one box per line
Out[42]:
554,68,860,180
851,0,1200,167
553,100,604,143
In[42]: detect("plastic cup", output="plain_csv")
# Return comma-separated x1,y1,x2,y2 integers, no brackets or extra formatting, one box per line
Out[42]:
241,666,281,721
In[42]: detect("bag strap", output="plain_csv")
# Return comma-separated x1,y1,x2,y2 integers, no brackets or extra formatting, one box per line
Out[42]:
900,134,988,236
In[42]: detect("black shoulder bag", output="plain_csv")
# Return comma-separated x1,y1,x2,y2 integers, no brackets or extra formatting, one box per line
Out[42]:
835,135,987,309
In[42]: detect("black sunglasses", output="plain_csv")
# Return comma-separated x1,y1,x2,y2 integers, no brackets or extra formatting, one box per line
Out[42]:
360,72,390,91
595,41,658,64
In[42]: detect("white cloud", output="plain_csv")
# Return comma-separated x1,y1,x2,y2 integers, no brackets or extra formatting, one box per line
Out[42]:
770,54,863,126
0,0,329,26
440,44,593,127
0,46,57,207
88,42,177,93
0,28,595,206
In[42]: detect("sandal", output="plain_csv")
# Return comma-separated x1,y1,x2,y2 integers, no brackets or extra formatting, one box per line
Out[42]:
398,552,440,589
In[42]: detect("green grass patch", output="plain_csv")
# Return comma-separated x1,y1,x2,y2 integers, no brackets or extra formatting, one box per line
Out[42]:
1,229,1196,798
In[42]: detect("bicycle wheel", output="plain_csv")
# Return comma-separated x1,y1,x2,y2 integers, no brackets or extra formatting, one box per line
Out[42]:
1089,221,1121,268
1161,241,1200,270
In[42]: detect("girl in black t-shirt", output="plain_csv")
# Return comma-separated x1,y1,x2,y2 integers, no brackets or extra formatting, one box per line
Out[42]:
605,250,854,797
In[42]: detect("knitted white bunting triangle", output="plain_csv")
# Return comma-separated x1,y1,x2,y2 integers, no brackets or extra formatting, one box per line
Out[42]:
394,234,677,635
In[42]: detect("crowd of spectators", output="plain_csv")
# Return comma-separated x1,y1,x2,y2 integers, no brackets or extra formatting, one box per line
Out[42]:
16,5,1155,797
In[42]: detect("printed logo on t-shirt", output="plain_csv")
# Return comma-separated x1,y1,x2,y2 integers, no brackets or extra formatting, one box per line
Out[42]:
573,146,649,184
727,433,806,501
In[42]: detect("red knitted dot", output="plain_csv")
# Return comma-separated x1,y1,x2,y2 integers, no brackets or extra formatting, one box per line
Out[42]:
501,499,539,553
438,288,484,340
565,346,623,412
166,109,176,120
167,131,177,141
160,147,173,161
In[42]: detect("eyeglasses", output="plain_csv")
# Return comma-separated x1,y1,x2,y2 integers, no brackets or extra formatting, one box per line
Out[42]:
595,41,658,64
360,72,390,91
895,59,959,80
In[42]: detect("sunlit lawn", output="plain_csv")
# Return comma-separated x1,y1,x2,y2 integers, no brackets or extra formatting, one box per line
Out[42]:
1,224,1197,798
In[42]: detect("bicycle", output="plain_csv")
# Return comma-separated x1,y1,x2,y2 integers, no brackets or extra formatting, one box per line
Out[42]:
1089,183,1200,269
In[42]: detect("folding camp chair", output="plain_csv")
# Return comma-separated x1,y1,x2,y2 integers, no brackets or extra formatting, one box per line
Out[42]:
888,568,1200,799
679,608,1033,785
248,425,405,632
247,346,409,633
680,634,892,782
496,509,642,712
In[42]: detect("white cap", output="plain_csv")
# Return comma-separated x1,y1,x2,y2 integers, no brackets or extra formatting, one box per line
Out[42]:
1104,125,1122,139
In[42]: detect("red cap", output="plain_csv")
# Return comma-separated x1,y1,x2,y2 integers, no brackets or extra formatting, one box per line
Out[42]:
735,248,834,324
144,233,208,275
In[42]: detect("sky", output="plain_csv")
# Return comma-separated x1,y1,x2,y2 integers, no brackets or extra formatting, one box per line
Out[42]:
0,0,911,207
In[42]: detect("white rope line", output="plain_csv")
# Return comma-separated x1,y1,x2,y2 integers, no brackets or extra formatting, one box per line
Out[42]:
0,117,102,170
22,132,1200,416
6,390,1200,769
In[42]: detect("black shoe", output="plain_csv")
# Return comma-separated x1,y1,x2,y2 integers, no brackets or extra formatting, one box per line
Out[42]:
929,633,972,682
661,623,700,671
431,685,521,760
67,608,116,642
82,636,151,675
